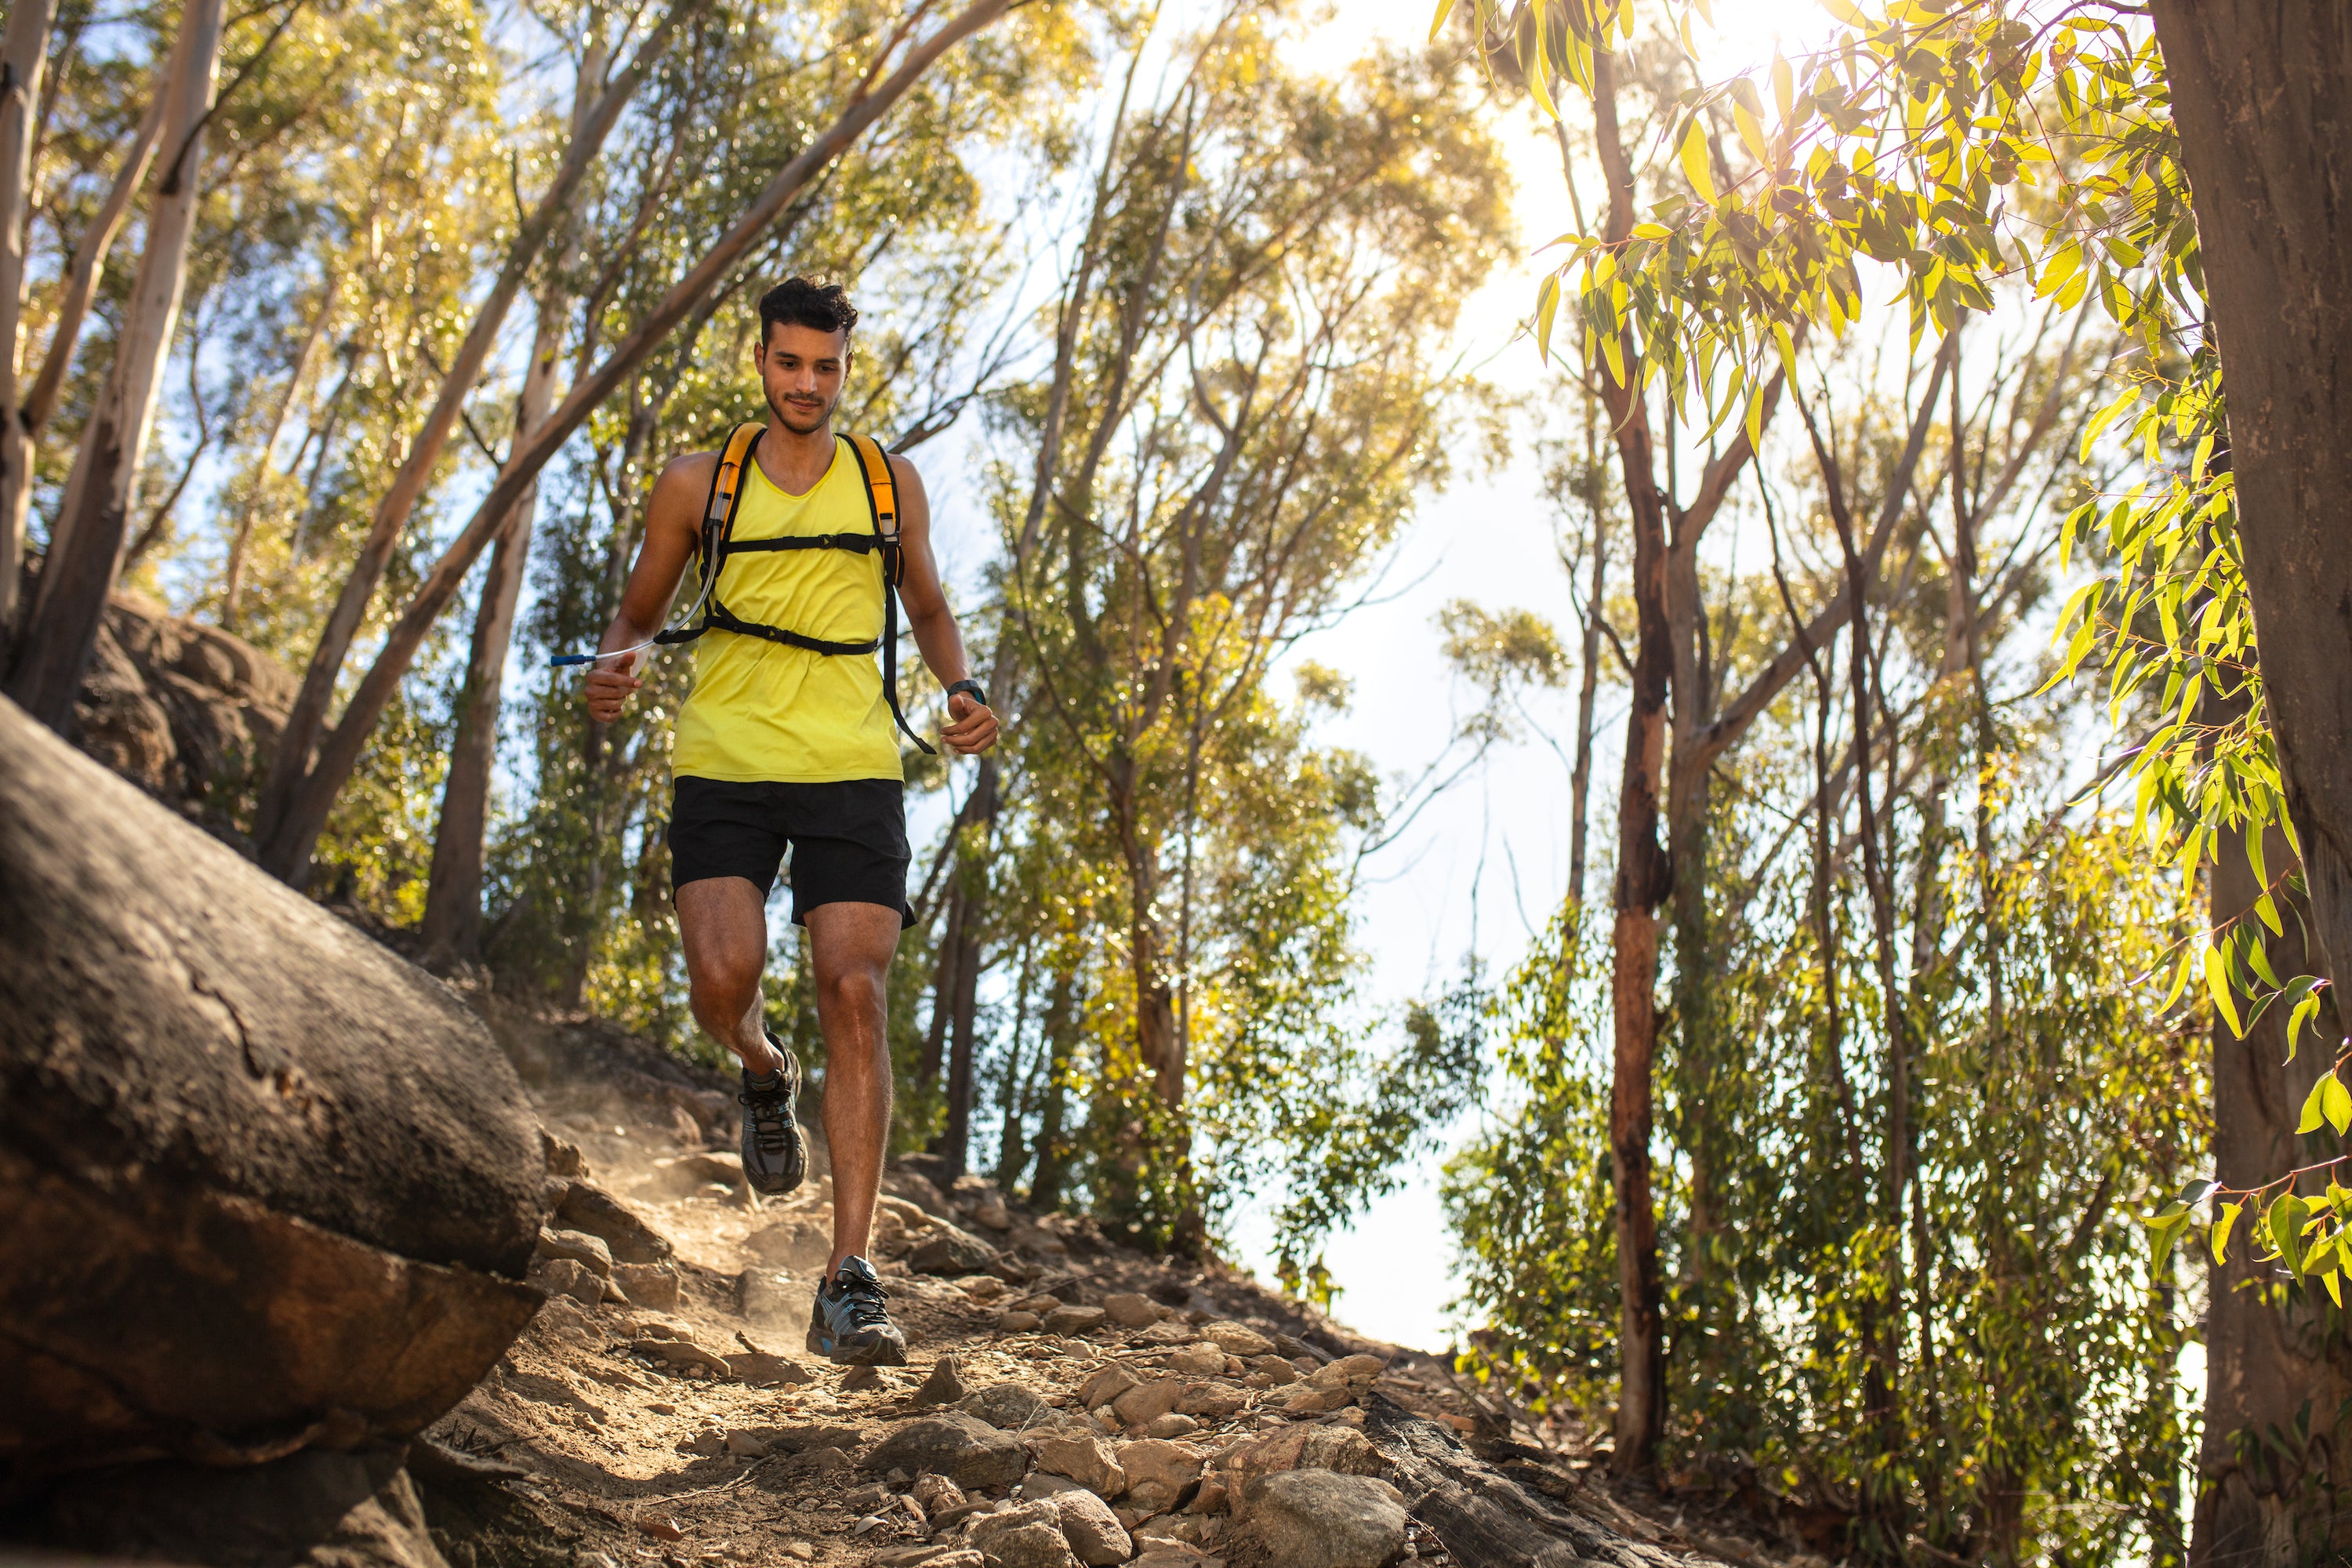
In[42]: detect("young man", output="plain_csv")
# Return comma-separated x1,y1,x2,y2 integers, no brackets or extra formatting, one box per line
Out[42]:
583,278,997,1366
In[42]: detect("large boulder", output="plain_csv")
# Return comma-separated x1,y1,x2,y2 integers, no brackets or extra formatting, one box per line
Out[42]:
0,695,546,1496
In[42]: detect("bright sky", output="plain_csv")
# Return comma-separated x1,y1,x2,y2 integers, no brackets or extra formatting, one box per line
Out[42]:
1210,0,1842,1350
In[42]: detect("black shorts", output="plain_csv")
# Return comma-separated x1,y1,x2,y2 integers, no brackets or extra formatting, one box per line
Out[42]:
667,777,912,927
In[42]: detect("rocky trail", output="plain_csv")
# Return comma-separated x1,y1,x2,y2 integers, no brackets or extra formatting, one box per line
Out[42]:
420,1008,1828,1568
3,683,1833,1568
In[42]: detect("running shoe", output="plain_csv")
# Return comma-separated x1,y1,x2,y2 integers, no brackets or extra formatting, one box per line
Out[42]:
807,1254,908,1365
737,1030,806,1195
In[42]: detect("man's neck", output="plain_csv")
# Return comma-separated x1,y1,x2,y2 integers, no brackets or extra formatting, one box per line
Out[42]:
757,414,835,496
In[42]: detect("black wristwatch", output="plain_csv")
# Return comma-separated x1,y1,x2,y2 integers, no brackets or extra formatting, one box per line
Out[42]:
946,678,989,709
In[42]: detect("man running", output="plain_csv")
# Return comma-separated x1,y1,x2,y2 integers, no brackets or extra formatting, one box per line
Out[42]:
583,277,997,1367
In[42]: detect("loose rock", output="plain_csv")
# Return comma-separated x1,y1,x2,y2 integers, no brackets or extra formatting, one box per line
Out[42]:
1116,1439,1205,1512
535,1227,615,1276
634,1337,731,1377
971,1509,1079,1568
1047,1487,1134,1566
723,1350,812,1386
535,1256,604,1306
999,1310,1044,1334
1167,1343,1224,1376
913,1353,971,1406
1234,1469,1407,1568
961,1381,1054,1431
1197,1319,1276,1357
1111,1378,1183,1428
1094,1293,1151,1328
1077,1364,1142,1410
909,1220,1001,1276
1176,1381,1247,1419
1148,1413,1200,1439
557,1183,673,1265
1043,1304,1107,1336
864,1413,1028,1490
1025,1430,1127,1495
613,1261,681,1311
1222,1425,1389,1515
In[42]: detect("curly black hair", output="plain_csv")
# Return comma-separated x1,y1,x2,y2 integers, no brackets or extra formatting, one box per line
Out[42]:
758,277,858,347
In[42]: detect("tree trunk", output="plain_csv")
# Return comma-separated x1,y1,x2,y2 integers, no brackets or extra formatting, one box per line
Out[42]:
6,0,222,728
416,325,559,965
251,0,1014,886
921,880,964,1088
1566,452,1604,909
219,273,341,627
938,886,982,1176
2150,2,2352,996
0,694,544,1488
1029,968,1076,1208
1,88,164,584
2191,825,2352,1566
252,6,691,852
1603,393,1671,1479
0,0,58,637
419,67,594,967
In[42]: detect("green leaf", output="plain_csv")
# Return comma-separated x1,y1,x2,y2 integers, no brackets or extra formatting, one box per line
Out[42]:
2270,1192,2306,1275
2299,1073,2331,1135
2208,943,2246,1038
1679,119,1719,205
2327,1073,2352,1138
2214,1200,2242,1264
2288,989,2325,1059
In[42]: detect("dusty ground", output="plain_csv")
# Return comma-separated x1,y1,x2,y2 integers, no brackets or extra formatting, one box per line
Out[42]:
409,1004,1835,1568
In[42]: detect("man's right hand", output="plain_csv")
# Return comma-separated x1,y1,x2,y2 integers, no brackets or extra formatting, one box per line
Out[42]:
584,652,645,724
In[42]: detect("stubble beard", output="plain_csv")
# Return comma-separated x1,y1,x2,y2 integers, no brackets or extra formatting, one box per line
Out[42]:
767,384,837,437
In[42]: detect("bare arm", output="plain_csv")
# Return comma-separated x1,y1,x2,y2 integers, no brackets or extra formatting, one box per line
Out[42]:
888,454,998,756
583,452,713,724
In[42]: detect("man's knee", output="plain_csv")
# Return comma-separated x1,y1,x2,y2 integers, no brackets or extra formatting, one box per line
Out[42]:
689,953,763,1018
819,962,887,1018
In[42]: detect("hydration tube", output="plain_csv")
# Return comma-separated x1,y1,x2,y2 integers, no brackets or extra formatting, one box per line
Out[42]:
548,575,713,669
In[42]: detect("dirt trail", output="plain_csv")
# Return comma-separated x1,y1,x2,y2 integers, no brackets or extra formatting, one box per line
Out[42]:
412,1006,1824,1568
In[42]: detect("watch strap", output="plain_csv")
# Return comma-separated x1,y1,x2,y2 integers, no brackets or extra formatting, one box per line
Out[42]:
946,677,988,708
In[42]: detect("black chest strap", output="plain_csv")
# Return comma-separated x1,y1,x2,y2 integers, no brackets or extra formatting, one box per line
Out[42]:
655,424,933,754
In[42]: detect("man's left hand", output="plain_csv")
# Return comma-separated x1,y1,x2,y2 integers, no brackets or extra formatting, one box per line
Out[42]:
942,691,999,756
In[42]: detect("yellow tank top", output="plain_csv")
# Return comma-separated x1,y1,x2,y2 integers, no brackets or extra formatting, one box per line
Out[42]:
672,437,906,784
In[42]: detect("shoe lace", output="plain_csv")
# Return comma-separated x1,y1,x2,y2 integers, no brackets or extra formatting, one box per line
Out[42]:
829,1268,895,1331
739,1077,793,1155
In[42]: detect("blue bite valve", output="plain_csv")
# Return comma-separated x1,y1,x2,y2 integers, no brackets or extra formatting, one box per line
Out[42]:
550,654,595,667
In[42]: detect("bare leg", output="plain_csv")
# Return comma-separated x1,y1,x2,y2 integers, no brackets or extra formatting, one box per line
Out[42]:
677,877,786,1076
804,900,901,1276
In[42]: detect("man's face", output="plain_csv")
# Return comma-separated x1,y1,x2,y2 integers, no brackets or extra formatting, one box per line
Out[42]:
756,322,850,434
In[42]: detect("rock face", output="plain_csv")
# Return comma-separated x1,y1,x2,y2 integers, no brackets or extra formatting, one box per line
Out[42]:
1235,1470,1408,1568
69,593,295,825
0,695,545,1491
864,1414,1028,1490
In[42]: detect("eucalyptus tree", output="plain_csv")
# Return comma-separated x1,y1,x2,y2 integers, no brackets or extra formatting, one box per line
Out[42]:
971,6,1512,1247
477,0,1087,1020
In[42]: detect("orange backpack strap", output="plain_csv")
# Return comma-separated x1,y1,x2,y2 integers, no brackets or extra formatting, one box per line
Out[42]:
654,420,764,648
843,432,901,580
841,432,932,754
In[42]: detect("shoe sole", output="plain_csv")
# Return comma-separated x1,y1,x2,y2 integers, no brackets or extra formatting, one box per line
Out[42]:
805,1325,909,1367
